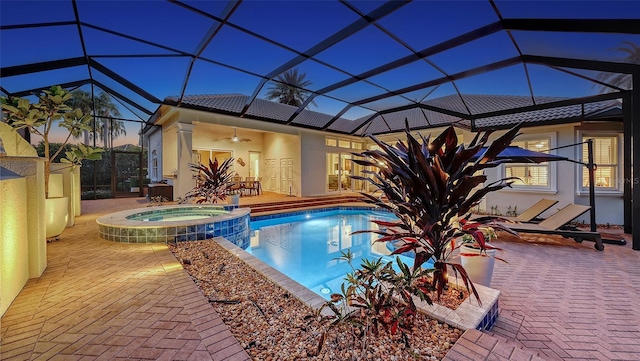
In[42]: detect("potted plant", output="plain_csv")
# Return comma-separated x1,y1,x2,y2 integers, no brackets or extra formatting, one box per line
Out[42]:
351,122,520,304
1,86,104,238
179,157,235,204
459,225,503,287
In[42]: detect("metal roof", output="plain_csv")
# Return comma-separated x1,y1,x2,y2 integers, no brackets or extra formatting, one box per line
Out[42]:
165,93,621,134
1,0,638,139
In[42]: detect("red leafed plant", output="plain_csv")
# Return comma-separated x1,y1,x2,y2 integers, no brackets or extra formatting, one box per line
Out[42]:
180,157,235,204
351,122,521,304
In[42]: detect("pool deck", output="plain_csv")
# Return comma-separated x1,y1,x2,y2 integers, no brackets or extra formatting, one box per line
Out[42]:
2,196,639,361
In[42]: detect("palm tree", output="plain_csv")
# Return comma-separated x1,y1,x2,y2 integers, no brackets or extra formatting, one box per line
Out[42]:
69,89,124,147
595,41,640,93
265,68,316,107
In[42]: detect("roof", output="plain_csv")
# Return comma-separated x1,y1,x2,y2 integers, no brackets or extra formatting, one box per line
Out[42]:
1,0,638,140
164,93,622,135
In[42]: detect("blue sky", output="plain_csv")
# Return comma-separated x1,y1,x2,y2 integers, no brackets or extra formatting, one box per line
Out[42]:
1,0,639,145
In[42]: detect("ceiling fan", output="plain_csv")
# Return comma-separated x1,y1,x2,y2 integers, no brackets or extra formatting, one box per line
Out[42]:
222,128,251,142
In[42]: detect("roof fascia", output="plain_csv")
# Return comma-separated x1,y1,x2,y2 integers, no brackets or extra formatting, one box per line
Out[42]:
0,21,76,31
502,18,640,35
12,79,92,97
470,91,627,130
523,55,639,74
1,57,87,78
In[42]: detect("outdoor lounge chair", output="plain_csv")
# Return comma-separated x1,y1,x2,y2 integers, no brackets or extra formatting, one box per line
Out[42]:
492,204,604,251
472,198,558,222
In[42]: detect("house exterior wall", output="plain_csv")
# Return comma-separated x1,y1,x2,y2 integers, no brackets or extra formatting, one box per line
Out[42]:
192,123,265,180
300,131,328,196
147,106,624,225
483,123,624,225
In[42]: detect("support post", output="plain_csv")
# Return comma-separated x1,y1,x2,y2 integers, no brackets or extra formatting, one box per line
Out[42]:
587,139,597,232
623,92,632,234
632,71,640,251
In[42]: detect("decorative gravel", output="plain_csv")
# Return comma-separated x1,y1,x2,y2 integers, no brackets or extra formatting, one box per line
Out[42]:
170,240,463,361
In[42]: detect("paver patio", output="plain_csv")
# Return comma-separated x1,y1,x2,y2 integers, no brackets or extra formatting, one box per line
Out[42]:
1,197,639,360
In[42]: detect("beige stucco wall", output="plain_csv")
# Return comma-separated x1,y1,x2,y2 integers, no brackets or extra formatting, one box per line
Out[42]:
0,174,29,316
0,157,47,278
192,123,265,180
482,123,624,225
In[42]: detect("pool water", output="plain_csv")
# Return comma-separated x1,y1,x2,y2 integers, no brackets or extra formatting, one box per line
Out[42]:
249,209,428,300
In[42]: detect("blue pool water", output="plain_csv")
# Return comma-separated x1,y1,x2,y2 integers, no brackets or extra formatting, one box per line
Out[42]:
248,208,427,300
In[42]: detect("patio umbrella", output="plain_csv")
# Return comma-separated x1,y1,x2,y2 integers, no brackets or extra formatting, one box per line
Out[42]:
470,146,568,164
471,143,623,247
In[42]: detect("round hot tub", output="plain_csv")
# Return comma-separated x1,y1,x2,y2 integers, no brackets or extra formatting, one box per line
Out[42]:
96,204,250,248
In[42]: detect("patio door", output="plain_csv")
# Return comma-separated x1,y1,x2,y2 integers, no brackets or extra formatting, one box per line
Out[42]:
327,153,355,192
111,150,143,198
280,158,294,195
249,151,260,178
264,158,277,192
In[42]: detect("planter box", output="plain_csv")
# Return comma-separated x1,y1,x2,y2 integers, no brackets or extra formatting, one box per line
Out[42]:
215,237,500,331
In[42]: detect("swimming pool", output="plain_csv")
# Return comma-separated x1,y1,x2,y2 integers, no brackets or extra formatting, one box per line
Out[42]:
249,208,426,299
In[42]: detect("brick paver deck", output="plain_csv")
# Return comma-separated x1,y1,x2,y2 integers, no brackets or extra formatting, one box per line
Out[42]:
2,196,639,360
1,198,250,361
478,231,639,361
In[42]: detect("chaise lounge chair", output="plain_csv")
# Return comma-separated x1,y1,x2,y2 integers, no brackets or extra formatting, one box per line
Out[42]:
472,198,559,223
492,204,604,251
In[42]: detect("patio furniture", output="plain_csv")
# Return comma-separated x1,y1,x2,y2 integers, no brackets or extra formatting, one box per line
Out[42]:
244,180,260,196
227,180,244,195
473,198,558,223
492,204,604,251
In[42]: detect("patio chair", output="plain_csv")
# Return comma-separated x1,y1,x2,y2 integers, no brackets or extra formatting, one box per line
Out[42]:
244,180,260,196
492,204,604,251
472,198,558,223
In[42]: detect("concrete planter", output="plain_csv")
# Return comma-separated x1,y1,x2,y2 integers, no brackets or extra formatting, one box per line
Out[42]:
45,196,69,239
460,244,496,287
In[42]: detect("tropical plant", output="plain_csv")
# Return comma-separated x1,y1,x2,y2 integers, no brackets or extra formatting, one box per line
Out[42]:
179,158,235,204
69,89,124,147
1,86,104,197
313,250,434,354
265,68,317,107
595,41,640,92
351,123,521,303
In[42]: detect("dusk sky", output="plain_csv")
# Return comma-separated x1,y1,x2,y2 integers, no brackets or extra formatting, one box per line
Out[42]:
1,0,638,145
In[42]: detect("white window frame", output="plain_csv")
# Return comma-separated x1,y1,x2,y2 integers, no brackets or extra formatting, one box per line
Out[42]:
501,132,558,194
576,131,622,196
325,136,364,150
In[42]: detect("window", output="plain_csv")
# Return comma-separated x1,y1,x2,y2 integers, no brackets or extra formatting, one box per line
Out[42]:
505,139,550,187
582,136,618,190
338,140,351,148
151,150,158,180
326,137,363,150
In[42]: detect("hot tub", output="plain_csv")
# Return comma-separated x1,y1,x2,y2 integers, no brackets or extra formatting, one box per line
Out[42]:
96,204,250,248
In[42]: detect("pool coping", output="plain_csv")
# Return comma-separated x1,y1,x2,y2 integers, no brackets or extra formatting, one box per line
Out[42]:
214,235,500,332
97,204,245,228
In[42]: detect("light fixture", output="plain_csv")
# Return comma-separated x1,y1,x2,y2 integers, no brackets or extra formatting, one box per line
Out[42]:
231,128,239,142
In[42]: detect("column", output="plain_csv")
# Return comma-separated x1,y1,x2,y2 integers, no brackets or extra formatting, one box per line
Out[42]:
175,123,195,200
